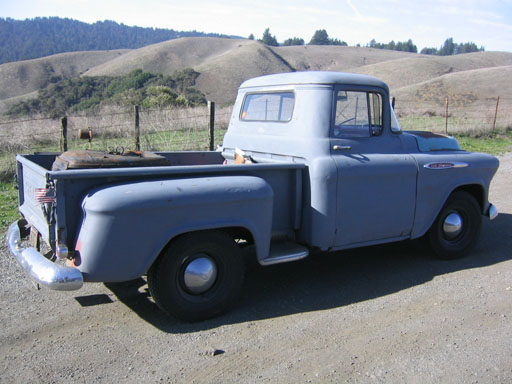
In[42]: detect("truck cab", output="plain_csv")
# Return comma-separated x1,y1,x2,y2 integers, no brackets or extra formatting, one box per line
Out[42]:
223,71,497,252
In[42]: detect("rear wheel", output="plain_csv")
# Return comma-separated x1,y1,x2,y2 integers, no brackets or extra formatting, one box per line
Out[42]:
428,191,482,259
148,231,245,322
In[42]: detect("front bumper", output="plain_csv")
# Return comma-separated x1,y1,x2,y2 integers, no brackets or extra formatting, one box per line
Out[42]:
487,203,498,221
6,220,83,291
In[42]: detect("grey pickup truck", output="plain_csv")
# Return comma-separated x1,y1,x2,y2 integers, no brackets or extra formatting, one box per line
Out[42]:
7,71,499,321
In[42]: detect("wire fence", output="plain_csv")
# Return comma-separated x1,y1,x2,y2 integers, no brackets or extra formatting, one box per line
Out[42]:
393,96,511,135
0,104,232,180
0,97,511,181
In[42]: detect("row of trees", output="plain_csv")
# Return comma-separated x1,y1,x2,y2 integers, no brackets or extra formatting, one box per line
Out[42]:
367,38,417,53
0,17,231,64
420,38,484,56
251,28,346,47
252,28,484,56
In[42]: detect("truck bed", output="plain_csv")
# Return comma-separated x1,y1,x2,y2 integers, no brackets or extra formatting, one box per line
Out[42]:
17,151,305,253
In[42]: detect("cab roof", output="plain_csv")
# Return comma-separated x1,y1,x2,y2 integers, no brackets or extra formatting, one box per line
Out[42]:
240,71,388,91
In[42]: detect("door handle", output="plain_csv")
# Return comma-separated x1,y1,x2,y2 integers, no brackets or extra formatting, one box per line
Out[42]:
333,145,351,151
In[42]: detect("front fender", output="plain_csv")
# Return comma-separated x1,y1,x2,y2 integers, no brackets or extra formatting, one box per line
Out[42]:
411,152,499,238
75,175,273,282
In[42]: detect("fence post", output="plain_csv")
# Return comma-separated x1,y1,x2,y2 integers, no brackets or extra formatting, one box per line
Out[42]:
134,105,140,151
492,96,500,131
208,101,215,151
60,116,68,152
445,96,449,135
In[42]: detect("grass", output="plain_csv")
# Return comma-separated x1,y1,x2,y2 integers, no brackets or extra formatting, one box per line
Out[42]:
0,181,19,232
454,130,512,155
398,113,512,155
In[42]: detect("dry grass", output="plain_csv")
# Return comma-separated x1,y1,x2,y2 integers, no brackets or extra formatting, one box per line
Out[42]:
275,45,414,72
354,51,512,90
84,37,251,77
392,65,512,135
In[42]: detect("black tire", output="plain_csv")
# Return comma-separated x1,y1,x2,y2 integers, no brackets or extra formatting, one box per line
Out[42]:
428,191,482,259
147,231,245,322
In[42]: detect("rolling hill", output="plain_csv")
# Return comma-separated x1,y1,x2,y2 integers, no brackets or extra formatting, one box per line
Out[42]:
1,37,511,113
0,50,128,103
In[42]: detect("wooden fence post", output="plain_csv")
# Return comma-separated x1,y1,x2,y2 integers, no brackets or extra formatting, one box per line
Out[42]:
492,96,500,131
60,116,68,152
134,105,140,151
445,96,449,135
208,101,215,151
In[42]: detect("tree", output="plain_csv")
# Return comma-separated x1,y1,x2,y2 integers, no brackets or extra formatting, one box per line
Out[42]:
283,37,305,46
420,47,438,55
260,28,278,46
396,39,417,53
308,30,347,46
330,38,348,46
456,42,483,54
0,17,232,64
248,33,254,40
421,38,483,56
7,68,206,117
439,37,455,56
367,38,416,52
309,29,330,45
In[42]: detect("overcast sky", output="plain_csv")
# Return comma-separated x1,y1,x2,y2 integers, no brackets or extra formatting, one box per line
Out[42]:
2,0,512,52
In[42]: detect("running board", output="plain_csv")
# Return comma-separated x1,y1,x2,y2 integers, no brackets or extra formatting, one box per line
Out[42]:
260,242,309,266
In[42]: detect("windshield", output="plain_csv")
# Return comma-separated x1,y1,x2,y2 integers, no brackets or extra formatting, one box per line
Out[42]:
390,103,401,133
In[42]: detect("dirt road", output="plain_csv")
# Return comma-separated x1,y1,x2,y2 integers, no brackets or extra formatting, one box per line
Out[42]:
1,154,511,383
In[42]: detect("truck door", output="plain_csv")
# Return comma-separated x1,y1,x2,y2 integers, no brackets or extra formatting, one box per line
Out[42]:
330,88,418,247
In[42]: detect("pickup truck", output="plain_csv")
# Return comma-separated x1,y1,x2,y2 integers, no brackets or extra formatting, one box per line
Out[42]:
7,71,499,321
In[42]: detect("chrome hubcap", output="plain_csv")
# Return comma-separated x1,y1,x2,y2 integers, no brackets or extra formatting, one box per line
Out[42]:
443,212,463,239
183,255,217,294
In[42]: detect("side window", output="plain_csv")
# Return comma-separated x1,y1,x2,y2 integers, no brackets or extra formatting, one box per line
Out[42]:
332,91,383,137
240,92,294,122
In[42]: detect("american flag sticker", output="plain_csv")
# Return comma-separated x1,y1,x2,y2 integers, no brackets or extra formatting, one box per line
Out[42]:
35,188,56,204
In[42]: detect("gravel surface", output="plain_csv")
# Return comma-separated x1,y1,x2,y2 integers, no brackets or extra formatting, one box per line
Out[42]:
1,154,511,383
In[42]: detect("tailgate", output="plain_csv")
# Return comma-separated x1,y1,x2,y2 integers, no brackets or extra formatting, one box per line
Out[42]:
17,154,55,244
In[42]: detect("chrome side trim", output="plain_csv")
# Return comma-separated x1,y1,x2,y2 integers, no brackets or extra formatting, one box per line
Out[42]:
487,204,498,221
424,162,469,169
6,221,83,291
333,145,352,151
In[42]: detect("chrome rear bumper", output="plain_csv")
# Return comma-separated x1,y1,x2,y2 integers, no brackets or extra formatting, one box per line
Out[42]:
6,220,83,291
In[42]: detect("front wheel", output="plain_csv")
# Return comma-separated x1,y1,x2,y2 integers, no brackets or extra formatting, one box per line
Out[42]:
428,191,482,259
148,231,245,322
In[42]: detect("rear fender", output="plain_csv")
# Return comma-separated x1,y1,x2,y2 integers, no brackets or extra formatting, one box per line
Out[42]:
75,176,273,282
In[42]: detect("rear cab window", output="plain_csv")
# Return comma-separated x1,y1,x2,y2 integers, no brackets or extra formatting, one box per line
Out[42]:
240,92,295,122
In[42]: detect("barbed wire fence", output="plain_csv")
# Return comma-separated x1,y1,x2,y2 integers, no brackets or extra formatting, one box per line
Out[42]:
0,97,511,181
